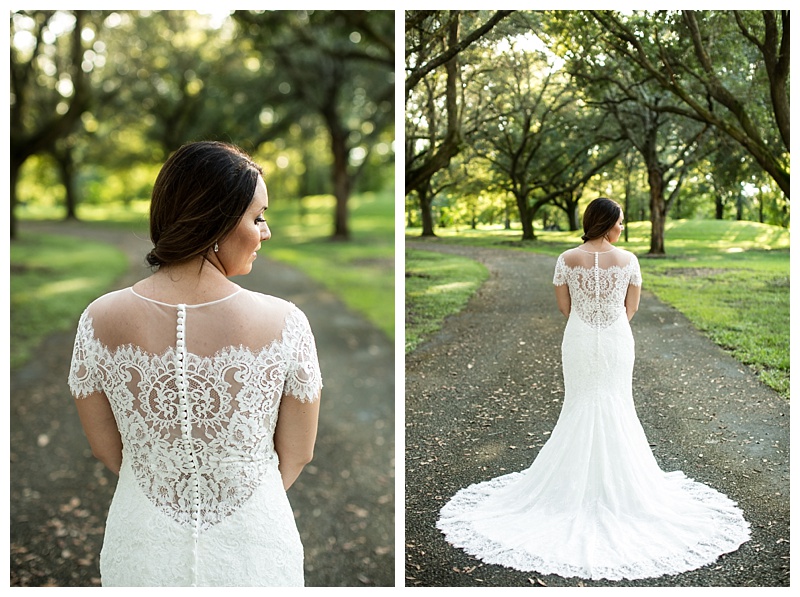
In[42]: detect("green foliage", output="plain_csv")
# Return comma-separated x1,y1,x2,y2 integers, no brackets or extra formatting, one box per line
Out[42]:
406,219,789,397
10,233,128,369
405,249,489,354
11,9,394,241
404,10,789,242
15,154,65,208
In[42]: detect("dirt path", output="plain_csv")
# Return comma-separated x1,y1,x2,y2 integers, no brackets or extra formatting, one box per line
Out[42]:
10,221,394,587
405,239,788,587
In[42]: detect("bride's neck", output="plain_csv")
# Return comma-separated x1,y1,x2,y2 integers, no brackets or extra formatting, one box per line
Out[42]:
582,239,613,251
141,257,238,302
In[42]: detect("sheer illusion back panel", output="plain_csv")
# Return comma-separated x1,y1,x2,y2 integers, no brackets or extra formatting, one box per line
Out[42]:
89,289,292,356
85,289,296,454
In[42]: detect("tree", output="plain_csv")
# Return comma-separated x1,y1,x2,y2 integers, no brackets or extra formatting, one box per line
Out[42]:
589,10,789,198
11,10,393,240
235,10,394,240
469,47,622,239
605,91,710,254
548,11,713,253
10,10,93,238
405,10,514,235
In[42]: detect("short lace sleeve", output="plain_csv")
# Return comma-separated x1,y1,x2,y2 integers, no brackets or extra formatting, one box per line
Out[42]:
553,254,568,286
282,306,322,403
629,254,642,287
68,309,103,398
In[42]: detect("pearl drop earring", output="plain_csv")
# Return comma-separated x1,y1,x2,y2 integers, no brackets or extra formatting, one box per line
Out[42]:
214,242,219,253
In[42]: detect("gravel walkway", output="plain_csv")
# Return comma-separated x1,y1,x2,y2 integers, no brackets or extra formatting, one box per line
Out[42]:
10,220,394,587
405,239,789,587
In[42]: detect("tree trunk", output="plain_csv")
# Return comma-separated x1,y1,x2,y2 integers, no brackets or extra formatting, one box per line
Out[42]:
623,170,631,243
405,13,463,200
328,118,351,240
648,166,666,255
515,192,535,240
55,149,79,220
714,193,724,219
419,184,436,237
568,204,580,231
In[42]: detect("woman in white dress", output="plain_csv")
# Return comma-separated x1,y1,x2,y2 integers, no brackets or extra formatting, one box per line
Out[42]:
437,197,749,581
68,141,322,586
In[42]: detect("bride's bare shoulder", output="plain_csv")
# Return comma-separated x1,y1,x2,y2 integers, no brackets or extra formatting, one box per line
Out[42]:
558,246,589,266
564,245,586,253
612,247,639,263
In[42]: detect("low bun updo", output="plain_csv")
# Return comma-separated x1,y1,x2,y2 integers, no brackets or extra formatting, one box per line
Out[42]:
146,141,263,269
581,197,622,243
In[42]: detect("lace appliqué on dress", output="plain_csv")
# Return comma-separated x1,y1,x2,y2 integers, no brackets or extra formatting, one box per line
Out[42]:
553,252,641,329
67,304,322,532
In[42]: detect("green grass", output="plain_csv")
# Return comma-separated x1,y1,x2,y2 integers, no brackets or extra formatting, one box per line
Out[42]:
10,233,128,369
266,191,395,339
405,249,489,354
406,219,789,398
644,256,789,396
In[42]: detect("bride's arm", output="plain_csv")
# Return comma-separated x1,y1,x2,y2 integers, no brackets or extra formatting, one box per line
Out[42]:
75,391,122,475
274,394,321,490
555,284,571,317
625,284,641,320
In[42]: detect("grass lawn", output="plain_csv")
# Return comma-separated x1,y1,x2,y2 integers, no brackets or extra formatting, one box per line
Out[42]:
10,233,128,369
406,219,789,398
405,249,488,354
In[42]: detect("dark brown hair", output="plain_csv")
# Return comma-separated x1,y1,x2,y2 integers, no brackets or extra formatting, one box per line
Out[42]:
146,141,263,268
581,197,622,242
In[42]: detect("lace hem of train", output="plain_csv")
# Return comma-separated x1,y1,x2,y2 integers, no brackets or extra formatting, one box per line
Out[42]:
437,471,751,581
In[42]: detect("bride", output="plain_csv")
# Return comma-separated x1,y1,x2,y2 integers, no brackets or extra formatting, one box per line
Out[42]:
437,197,750,581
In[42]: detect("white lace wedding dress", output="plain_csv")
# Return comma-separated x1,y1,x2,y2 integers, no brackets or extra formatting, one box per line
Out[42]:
437,247,750,581
68,287,322,586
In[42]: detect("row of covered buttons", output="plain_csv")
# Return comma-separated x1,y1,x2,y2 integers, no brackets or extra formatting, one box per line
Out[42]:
176,305,201,543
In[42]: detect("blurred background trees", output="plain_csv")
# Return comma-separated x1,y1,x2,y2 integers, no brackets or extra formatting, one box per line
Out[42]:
10,9,395,240
405,10,789,253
